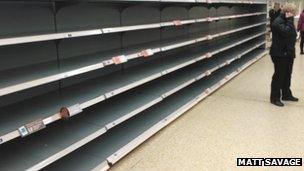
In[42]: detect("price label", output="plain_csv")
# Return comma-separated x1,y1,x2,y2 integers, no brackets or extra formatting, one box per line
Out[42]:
112,55,127,65
139,49,154,57
173,20,182,26
207,17,213,22
18,126,28,137
19,119,46,137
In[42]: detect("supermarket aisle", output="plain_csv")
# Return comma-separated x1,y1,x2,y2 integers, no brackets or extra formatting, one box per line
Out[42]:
111,47,304,171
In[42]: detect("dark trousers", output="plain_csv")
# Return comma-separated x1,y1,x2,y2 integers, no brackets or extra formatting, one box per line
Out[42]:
301,31,304,53
270,56,294,101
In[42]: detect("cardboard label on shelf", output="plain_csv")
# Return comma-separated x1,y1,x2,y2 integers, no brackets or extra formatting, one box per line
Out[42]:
18,119,46,137
139,49,154,57
112,55,127,65
173,20,182,26
207,35,213,40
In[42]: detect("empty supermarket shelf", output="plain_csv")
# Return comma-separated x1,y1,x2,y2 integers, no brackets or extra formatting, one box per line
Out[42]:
0,1,268,171
110,45,304,171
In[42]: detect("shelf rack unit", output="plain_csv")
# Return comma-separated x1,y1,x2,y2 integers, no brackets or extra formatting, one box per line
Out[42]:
0,0,266,170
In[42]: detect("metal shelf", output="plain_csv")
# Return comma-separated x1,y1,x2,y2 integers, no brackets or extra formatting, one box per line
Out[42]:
0,12,265,47
0,31,264,145
44,49,266,171
0,41,265,171
0,21,266,97
0,2,267,170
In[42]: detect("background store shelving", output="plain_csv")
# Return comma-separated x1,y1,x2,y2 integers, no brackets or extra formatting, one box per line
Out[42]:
0,0,266,170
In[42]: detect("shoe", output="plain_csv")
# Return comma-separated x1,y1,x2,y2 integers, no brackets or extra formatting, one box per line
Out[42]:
282,96,299,102
271,101,284,107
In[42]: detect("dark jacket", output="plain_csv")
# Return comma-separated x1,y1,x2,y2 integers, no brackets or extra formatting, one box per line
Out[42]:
297,11,304,31
270,14,297,58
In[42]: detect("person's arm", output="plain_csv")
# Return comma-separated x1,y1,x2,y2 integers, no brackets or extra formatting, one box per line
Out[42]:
269,9,274,19
272,17,294,38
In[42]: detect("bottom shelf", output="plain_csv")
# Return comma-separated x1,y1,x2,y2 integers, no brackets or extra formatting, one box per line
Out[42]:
45,49,266,171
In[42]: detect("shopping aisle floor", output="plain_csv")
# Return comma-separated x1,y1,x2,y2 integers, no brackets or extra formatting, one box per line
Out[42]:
111,47,304,171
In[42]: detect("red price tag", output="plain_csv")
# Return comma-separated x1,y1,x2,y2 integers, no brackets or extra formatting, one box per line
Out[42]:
26,119,45,134
112,55,127,65
173,20,182,26
19,119,46,137
139,49,154,57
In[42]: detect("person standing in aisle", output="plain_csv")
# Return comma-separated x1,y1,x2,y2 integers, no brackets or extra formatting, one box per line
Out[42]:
298,9,304,54
270,3,298,107
269,2,281,31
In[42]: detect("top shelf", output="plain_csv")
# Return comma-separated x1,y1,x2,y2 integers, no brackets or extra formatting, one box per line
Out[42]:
0,12,266,47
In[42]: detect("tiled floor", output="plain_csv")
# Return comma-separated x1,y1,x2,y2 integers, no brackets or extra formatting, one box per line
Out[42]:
111,45,304,171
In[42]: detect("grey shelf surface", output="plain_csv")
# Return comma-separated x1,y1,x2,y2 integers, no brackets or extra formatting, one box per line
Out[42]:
0,10,266,47
0,20,266,97
0,2,267,171
0,30,264,140
0,40,264,171
45,48,266,171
